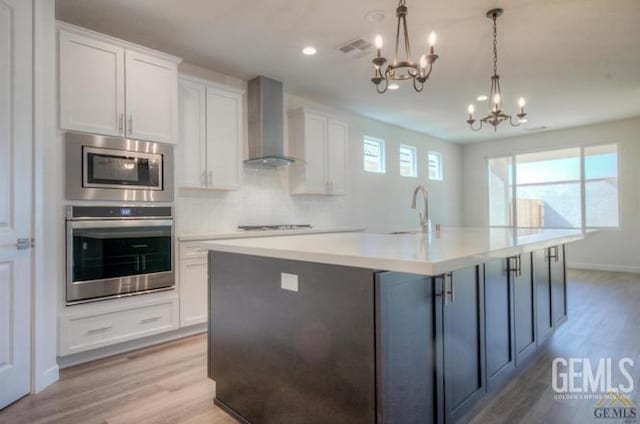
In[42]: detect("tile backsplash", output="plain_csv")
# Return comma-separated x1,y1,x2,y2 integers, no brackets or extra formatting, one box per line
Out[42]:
176,166,352,235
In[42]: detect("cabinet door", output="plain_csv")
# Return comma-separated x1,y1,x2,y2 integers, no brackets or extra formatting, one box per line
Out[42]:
179,257,208,327
206,86,242,190
442,266,485,421
125,50,177,143
376,273,439,424
534,249,553,345
550,245,567,326
327,120,347,195
178,78,207,188
59,30,125,136
513,253,536,364
303,112,328,193
484,259,515,390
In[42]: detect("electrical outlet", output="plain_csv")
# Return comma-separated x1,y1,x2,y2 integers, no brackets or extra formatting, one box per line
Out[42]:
281,273,299,292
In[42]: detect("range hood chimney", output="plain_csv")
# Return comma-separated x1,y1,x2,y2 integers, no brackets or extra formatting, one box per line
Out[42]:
245,76,295,167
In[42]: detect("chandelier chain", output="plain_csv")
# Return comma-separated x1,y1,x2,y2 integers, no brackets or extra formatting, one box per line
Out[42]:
492,15,498,77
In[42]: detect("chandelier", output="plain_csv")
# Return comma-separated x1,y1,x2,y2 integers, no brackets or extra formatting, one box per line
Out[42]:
371,0,439,93
466,8,527,131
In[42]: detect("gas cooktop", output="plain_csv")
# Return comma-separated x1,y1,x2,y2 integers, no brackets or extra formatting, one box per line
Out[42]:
238,225,313,231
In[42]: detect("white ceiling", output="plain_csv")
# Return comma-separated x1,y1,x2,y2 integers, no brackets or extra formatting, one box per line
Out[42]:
55,0,640,143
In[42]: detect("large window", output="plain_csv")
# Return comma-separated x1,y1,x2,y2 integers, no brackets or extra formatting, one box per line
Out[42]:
363,136,386,173
428,151,443,181
488,144,619,229
399,144,417,177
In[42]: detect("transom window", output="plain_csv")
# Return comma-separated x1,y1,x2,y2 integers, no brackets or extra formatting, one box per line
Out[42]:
488,144,619,229
363,136,386,173
428,151,443,181
399,144,417,177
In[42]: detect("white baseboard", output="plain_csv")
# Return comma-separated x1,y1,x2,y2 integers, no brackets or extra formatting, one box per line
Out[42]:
57,324,207,369
33,364,60,393
568,262,640,274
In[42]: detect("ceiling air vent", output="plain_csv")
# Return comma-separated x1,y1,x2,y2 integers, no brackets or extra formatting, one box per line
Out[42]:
339,38,373,58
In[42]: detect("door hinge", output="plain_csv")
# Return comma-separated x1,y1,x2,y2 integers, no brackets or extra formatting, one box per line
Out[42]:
16,238,33,250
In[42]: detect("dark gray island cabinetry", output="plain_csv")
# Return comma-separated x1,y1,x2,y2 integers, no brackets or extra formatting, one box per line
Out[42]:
202,229,584,424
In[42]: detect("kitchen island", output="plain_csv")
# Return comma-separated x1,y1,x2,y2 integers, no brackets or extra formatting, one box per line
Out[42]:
200,228,587,424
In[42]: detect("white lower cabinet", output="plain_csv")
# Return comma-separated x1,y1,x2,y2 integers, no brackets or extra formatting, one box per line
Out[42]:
59,293,179,356
178,242,209,327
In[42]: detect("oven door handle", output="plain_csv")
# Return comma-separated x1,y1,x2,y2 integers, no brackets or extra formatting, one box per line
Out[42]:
68,219,174,229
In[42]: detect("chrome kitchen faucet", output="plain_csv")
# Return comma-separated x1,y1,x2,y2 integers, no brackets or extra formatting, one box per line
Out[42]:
411,185,432,233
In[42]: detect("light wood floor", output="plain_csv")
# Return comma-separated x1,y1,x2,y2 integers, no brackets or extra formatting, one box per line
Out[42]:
1,270,639,424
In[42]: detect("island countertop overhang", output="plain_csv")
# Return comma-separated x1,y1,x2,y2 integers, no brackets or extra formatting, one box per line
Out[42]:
198,227,589,276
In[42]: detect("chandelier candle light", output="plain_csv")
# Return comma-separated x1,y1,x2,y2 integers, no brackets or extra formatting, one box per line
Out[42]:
466,8,527,131
371,0,439,93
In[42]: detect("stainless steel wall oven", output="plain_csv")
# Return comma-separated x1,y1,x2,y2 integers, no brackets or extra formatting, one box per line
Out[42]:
66,206,175,304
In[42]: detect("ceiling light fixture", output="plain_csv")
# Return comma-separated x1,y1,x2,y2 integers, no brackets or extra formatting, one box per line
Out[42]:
388,83,400,90
302,46,317,56
466,8,527,131
476,95,488,101
370,0,439,93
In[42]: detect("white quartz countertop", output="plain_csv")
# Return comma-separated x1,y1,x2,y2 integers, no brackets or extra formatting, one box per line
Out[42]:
178,226,365,242
198,227,589,276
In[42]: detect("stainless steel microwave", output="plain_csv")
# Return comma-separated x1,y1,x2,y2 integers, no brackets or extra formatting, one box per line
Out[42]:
65,132,174,202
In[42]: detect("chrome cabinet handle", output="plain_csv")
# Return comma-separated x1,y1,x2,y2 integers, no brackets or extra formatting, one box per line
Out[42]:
548,246,559,262
139,316,161,324
118,113,124,134
447,272,455,303
208,171,213,186
128,115,133,135
441,273,454,305
87,326,112,334
202,171,207,186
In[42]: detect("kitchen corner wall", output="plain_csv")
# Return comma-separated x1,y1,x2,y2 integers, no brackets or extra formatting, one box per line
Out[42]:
176,63,463,235
461,117,640,273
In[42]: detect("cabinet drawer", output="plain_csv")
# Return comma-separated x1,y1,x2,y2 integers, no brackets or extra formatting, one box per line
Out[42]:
180,242,209,259
62,299,178,355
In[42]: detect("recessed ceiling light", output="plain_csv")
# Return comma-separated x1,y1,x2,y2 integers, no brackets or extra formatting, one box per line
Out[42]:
476,95,488,101
365,10,385,22
302,46,317,56
388,83,400,90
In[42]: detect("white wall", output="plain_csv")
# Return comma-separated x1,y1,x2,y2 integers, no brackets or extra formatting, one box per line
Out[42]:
33,0,59,393
462,117,640,272
176,63,463,235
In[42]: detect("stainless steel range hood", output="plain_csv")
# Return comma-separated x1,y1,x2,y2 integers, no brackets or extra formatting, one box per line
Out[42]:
245,76,295,167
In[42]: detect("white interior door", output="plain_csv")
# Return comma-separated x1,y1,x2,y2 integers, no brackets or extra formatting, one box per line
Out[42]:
125,50,178,143
0,0,33,409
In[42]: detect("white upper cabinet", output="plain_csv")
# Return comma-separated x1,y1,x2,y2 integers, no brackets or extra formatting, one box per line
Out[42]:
289,108,348,195
125,50,178,143
206,86,242,190
58,23,181,143
59,30,125,137
327,120,348,195
178,75,244,190
178,78,207,187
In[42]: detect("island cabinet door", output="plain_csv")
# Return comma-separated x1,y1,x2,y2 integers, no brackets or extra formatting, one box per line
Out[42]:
484,259,515,391
550,244,567,326
512,253,537,365
375,272,442,424
534,249,553,345
209,252,376,424
441,265,486,422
